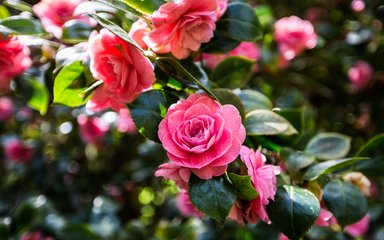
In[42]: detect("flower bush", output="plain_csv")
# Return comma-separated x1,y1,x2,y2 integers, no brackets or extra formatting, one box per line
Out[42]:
0,0,383,239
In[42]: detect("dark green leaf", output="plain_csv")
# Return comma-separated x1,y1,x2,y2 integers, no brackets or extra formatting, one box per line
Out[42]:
202,31,240,54
59,224,102,240
53,61,90,107
14,202,37,231
237,89,273,113
323,180,367,227
355,133,384,176
305,133,351,160
216,2,262,42
61,20,93,44
129,90,179,142
211,88,245,120
189,175,236,225
0,16,47,36
0,222,10,239
27,79,50,115
211,56,254,89
266,185,320,240
245,109,298,136
302,157,369,181
3,0,32,12
280,147,316,173
228,173,258,200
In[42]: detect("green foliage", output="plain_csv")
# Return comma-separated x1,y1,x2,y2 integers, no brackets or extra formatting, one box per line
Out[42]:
228,173,258,200
0,16,47,36
119,0,164,15
305,133,351,160
266,185,320,240
237,89,273,113
355,134,384,176
211,88,245,119
61,21,93,44
280,148,316,173
0,5,10,19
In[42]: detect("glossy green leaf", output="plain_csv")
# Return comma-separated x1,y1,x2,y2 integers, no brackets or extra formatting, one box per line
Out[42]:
189,175,236,225
0,16,47,36
211,88,245,120
302,157,368,181
121,0,165,15
245,109,298,136
280,147,316,173
216,2,262,42
211,56,254,89
202,31,240,53
3,0,32,12
355,133,384,176
27,79,50,115
266,185,320,240
237,89,273,113
305,133,351,160
129,90,179,142
0,5,10,19
94,0,141,15
53,61,90,107
61,20,93,44
323,180,367,227
228,173,258,200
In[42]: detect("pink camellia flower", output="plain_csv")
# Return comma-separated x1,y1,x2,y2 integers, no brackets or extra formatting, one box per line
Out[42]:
116,108,136,134
0,37,32,93
3,139,33,164
155,162,191,190
128,18,151,50
344,214,370,238
33,0,92,38
0,97,13,122
348,60,373,91
144,0,219,59
216,0,228,18
176,190,203,218
87,29,155,111
77,114,109,143
351,0,365,13
20,231,55,240
274,16,317,61
314,208,333,227
202,42,261,69
158,94,245,179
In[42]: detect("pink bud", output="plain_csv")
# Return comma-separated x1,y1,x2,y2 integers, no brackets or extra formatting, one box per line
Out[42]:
77,114,109,143
176,190,203,218
351,0,365,13
3,139,33,164
348,60,373,91
116,109,136,134
0,97,13,122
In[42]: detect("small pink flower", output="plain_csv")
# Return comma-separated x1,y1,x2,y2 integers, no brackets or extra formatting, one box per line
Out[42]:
176,190,203,218
0,37,32,93
344,214,370,238
274,16,317,61
33,0,92,38
351,0,365,12
314,208,333,227
348,60,373,91
0,97,13,122
20,231,55,240
116,108,136,134
77,114,109,143
158,94,245,180
240,146,281,223
216,0,228,18
155,162,191,190
279,233,289,240
202,42,261,69
128,18,151,50
3,139,33,164
144,0,219,59
87,29,155,111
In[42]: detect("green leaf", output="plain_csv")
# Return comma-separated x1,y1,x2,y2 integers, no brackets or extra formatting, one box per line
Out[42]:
0,16,47,36
237,89,273,113
188,175,236,225
216,2,262,42
129,90,179,142
93,0,141,16
228,173,258,200
202,31,240,53
61,20,93,44
305,133,351,160
27,79,50,115
211,56,254,89
302,157,369,181
53,61,90,107
280,147,316,173
245,109,298,136
59,224,102,240
3,0,32,12
0,5,10,19
121,0,165,15
211,88,245,120
87,13,143,51
355,133,384,176
14,202,37,231
323,180,367,227
266,185,320,240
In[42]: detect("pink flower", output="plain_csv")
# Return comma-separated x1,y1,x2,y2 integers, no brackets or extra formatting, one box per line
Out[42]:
116,108,136,134
348,60,373,91
344,214,370,238
0,37,32,93
33,0,92,38
314,208,333,227
77,114,109,143
274,16,317,61
240,146,281,223
158,94,245,179
202,42,261,69
216,0,228,18
0,97,13,122
87,29,155,111
3,139,33,164
144,0,219,59
176,190,203,218
20,231,55,240
128,18,151,50
351,0,365,12
155,162,191,190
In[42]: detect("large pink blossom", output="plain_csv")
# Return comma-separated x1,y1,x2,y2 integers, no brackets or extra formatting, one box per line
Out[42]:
176,190,203,218
0,37,32,93
274,16,317,61
33,0,92,38
0,97,14,122
87,29,155,111
158,94,245,179
348,60,373,91
3,138,33,164
77,114,109,143
128,18,151,50
144,0,219,59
